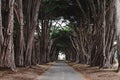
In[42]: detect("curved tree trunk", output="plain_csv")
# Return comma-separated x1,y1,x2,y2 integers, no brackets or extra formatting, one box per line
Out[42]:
24,0,41,66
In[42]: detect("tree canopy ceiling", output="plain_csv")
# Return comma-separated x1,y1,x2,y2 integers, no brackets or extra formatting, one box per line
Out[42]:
42,0,81,20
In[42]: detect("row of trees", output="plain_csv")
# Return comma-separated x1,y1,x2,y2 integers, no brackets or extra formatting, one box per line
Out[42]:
0,0,59,70
46,0,120,71
0,0,120,72
62,0,117,68
69,0,116,68
62,0,120,72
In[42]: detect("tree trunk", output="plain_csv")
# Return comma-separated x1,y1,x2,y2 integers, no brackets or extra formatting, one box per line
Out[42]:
24,0,41,66
0,0,4,54
0,0,15,70
16,0,25,67
115,0,120,72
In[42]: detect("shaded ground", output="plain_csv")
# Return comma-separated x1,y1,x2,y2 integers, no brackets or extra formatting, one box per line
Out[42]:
68,62,120,80
0,62,54,80
37,61,85,80
1,61,120,80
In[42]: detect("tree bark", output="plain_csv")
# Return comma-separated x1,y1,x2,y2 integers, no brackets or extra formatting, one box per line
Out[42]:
15,0,25,67
0,0,4,54
0,0,16,70
24,0,41,66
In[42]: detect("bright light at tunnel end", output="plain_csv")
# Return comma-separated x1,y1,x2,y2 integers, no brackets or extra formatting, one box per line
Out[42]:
58,52,66,60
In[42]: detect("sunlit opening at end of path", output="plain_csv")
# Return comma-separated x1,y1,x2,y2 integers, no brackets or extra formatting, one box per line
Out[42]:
58,52,66,60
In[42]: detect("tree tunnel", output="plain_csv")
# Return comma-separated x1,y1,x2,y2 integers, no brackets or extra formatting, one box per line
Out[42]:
48,18,74,61
0,0,120,72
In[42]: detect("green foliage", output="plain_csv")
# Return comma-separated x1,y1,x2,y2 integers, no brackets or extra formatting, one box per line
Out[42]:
50,23,73,50
50,25,72,39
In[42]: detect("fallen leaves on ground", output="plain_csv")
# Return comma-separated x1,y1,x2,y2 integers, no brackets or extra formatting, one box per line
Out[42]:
0,62,55,80
68,62,120,80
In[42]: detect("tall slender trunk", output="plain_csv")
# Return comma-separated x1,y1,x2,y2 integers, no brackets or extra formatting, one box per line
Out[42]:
16,0,25,67
0,0,4,54
115,0,120,72
102,0,107,67
24,0,41,66
0,0,15,70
